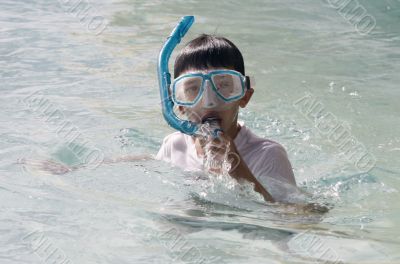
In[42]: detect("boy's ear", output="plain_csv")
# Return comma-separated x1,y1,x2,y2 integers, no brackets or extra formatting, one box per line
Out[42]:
239,88,254,108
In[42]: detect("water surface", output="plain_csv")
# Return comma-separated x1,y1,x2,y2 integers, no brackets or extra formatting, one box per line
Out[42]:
1,0,400,263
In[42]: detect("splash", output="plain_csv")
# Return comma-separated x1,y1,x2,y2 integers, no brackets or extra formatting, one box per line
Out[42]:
196,120,232,176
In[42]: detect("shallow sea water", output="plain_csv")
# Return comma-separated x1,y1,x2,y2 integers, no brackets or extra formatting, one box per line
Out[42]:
1,0,400,263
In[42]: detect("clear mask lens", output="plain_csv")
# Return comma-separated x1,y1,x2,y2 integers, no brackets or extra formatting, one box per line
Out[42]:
211,73,243,100
174,76,203,105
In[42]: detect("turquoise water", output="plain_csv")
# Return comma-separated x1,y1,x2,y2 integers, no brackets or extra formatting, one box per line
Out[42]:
1,0,400,263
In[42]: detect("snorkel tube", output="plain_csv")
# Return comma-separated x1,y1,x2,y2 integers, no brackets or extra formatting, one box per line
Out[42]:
157,16,198,135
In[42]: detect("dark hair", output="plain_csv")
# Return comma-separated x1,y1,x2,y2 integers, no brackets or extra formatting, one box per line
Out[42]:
174,34,245,78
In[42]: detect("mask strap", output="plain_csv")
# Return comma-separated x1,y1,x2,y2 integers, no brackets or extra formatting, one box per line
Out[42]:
245,76,255,90
245,76,250,90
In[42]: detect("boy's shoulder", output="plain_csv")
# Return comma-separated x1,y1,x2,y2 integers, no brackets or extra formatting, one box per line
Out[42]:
161,131,190,145
156,132,182,161
159,131,193,154
237,125,288,156
239,125,296,186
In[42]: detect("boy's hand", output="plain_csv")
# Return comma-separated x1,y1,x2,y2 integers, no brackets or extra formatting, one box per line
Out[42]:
198,132,275,202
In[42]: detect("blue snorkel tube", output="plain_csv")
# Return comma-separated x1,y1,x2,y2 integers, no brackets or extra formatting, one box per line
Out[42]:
157,16,198,135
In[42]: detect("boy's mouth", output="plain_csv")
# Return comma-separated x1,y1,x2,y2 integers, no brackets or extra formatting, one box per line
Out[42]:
201,112,221,124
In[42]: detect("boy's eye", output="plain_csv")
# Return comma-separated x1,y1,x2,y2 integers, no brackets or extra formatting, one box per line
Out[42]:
174,77,202,103
218,81,231,88
214,77,233,91
177,78,201,94
184,85,199,93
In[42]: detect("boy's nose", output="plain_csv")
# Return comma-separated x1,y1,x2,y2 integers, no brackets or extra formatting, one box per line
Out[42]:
201,80,218,109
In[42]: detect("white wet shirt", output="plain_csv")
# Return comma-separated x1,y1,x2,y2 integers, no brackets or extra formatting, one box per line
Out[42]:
156,124,300,202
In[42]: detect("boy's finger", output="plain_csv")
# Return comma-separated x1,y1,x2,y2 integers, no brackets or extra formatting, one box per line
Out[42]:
206,145,226,154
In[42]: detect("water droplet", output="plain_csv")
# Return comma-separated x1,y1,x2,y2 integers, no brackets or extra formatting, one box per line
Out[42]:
349,91,359,97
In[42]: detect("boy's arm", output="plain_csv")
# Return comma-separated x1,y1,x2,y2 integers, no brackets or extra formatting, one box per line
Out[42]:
227,140,275,202
227,141,328,212
19,155,153,175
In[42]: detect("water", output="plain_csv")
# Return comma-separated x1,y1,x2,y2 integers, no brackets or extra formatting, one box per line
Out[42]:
1,0,400,263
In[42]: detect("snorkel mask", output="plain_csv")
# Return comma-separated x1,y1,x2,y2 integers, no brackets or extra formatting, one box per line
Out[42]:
157,16,251,138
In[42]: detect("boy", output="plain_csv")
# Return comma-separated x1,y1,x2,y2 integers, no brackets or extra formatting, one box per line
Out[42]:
156,34,298,203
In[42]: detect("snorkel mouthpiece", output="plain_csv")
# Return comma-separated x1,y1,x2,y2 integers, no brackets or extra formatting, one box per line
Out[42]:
202,117,223,139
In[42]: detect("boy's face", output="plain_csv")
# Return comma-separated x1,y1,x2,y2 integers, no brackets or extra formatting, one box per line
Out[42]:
175,67,254,135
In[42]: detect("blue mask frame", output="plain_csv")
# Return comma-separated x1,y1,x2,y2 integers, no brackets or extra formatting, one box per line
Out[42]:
157,16,198,135
171,69,248,107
